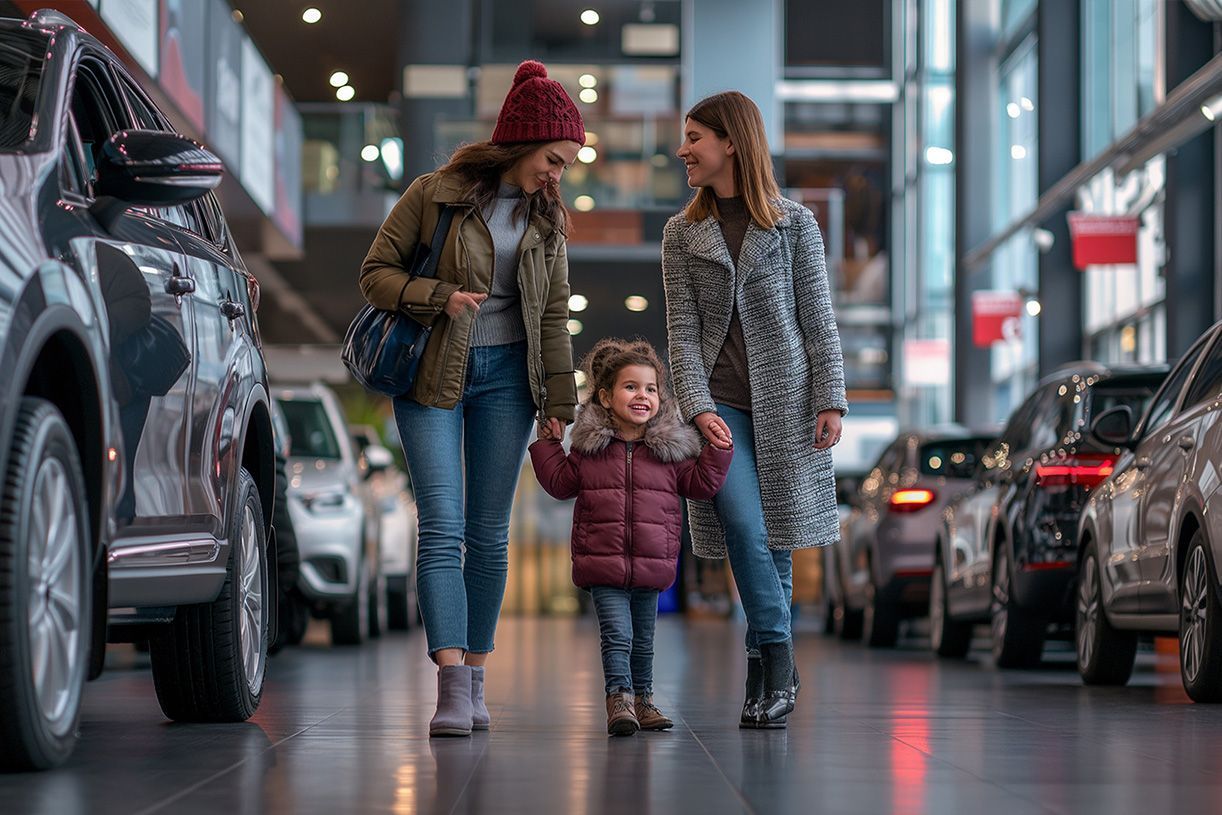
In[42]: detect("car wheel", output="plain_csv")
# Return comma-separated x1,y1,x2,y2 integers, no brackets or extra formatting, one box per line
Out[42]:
270,589,309,654
838,597,863,641
387,578,411,631
0,399,91,771
930,557,972,659
1076,545,1137,686
367,565,387,639
151,468,268,721
331,556,368,646
1179,531,1222,702
990,543,1045,669
862,577,899,648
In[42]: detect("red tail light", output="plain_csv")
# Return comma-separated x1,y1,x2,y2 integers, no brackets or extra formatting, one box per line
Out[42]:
1034,455,1116,489
889,488,936,512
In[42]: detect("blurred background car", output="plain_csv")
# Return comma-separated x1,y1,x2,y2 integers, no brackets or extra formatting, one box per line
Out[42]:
351,424,419,630
275,384,384,645
931,363,1167,666
830,427,995,647
1077,321,1222,700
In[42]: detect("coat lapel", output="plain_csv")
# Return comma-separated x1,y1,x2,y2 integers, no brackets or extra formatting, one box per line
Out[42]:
683,216,735,277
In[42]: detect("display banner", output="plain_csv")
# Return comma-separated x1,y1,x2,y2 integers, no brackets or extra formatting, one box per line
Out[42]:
273,87,303,246
240,37,275,214
206,0,242,169
1067,213,1139,269
972,290,1023,347
100,0,158,77
158,0,206,131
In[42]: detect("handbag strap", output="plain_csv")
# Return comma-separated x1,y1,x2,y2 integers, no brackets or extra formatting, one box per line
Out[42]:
412,204,456,281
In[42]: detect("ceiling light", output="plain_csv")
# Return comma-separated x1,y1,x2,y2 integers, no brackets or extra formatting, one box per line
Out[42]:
579,88,598,104
1006,102,1020,119
569,294,589,312
1020,96,1034,111
650,153,668,167
1202,94,1222,122
925,146,953,165
1026,298,1042,317
567,319,584,335
361,145,379,162
579,73,597,89
336,85,355,101
624,295,648,312
581,9,600,25
302,7,322,24
329,71,349,88
574,195,595,211
1010,144,1027,160
577,146,597,164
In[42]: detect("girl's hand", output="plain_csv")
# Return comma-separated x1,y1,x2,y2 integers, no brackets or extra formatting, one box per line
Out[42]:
694,411,733,450
537,417,564,441
445,290,488,318
814,410,843,450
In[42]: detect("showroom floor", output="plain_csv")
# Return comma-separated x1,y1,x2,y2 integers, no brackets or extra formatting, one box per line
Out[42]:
1,616,1219,814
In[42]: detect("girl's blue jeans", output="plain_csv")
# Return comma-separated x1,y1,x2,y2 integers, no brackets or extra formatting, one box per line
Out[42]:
590,586,659,696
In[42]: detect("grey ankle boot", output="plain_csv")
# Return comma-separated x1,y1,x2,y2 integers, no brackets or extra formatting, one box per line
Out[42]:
430,665,474,737
470,666,489,731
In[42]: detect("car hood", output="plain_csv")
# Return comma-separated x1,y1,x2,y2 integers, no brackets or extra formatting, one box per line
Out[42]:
286,457,354,494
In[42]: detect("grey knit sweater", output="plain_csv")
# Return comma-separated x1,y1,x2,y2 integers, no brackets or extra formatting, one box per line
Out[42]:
469,181,529,347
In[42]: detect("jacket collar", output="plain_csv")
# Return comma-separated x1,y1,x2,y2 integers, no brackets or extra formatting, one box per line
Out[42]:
429,171,559,244
679,202,793,277
570,400,703,464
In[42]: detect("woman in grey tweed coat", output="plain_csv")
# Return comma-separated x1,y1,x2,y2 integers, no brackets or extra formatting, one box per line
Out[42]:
662,91,848,728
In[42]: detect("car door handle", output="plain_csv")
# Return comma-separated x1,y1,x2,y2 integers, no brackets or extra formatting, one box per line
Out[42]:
220,300,246,321
1177,435,1195,451
1135,456,1152,470
165,274,195,296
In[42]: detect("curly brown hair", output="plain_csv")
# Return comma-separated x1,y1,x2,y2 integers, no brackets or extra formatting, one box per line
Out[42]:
581,337,667,406
437,141,569,231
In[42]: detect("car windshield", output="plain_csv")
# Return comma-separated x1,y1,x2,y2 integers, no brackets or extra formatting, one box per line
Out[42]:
278,399,341,460
0,30,48,151
919,437,992,478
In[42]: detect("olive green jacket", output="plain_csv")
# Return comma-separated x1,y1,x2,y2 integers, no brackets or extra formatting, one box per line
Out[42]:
359,171,578,420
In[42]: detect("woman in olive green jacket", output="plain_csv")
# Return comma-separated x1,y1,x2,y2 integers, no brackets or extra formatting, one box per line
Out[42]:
359,60,582,737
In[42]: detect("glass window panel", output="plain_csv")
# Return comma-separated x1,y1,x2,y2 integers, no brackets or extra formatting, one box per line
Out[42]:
922,0,955,73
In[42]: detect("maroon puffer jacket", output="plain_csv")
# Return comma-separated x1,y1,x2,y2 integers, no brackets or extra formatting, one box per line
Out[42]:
529,400,732,590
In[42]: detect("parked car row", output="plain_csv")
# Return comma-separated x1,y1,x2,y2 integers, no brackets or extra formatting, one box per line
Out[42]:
0,11,420,771
831,337,1222,703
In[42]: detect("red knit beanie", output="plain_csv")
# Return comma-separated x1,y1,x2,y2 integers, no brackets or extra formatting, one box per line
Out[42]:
492,61,586,146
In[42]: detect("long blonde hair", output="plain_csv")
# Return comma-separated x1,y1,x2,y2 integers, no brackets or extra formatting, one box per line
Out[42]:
682,91,783,229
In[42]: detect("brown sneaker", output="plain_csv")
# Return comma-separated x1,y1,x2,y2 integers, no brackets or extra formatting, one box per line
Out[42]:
606,691,639,736
635,695,674,731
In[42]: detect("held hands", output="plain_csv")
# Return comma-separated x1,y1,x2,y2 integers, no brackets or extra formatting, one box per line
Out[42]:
694,412,733,450
537,417,565,441
814,410,843,450
444,290,488,319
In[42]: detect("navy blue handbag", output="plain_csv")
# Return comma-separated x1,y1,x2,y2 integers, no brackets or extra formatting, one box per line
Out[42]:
342,205,456,397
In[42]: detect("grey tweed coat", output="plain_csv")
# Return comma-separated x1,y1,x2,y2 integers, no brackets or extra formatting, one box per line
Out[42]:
661,197,848,557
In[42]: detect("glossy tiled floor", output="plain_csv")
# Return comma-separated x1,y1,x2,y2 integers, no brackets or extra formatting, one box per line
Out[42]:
3,617,1222,814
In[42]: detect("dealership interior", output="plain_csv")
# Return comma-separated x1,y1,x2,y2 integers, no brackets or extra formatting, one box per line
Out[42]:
1,0,1222,812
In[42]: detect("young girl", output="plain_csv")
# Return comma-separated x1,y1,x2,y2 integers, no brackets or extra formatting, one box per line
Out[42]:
530,339,732,736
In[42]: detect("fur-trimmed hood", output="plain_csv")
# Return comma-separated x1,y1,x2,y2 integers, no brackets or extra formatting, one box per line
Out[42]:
570,399,703,463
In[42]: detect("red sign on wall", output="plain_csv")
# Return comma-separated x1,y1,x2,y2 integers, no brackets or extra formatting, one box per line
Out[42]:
972,290,1023,347
1067,213,1139,270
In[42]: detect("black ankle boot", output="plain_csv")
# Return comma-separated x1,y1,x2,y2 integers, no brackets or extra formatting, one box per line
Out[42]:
753,641,796,728
739,653,764,729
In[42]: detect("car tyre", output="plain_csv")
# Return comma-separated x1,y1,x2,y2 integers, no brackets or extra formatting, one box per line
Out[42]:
0,398,91,771
367,565,387,638
990,542,1045,669
331,556,368,646
387,577,412,631
151,467,268,722
862,577,899,648
930,557,972,659
1075,545,1137,686
1179,530,1222,702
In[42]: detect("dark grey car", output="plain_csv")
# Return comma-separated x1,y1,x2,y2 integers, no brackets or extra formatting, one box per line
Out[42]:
828,428,993,646
0,11,277,770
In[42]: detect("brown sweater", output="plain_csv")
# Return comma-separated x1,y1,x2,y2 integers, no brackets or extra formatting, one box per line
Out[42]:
707,196,752,412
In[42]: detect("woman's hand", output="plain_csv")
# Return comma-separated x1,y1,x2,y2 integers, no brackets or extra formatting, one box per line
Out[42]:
537,417,564,441
814,409,843,450
444,290,488,319
694,412,733,450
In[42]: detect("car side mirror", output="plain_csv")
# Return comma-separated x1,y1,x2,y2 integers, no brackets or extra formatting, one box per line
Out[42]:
363,444,395,475
1090,405,1135,448
94,129,223,207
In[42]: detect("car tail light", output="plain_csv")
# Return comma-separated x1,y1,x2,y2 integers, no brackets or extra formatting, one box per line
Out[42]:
889,488,936,512
1034,455,1116,489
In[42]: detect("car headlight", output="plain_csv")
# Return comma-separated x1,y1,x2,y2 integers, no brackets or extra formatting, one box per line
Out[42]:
299,489,347,513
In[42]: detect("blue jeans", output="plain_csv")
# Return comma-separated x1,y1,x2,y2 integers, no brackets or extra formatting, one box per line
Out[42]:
393,341,537,657
590,587,659,696
713,404,793,655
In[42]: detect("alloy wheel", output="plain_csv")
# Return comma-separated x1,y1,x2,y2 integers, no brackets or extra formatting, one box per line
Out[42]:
991,549,1010,652
1182,546,1209,684
1077,555,1100,670
930,563,945,651
237,504,265,695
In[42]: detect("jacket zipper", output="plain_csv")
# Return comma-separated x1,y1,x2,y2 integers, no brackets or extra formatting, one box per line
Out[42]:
432,209,471,404
625,441,634,588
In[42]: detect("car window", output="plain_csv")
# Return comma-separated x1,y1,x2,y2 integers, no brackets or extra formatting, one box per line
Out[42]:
1143,340,1209,434
919,437,992,478
69,59,126,189
878,439,907,474
278,399,341,460
1087,385,1158,427
60,112,90,197
0,30,48,151
1180,335,1222,410
1029,385,1068,452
